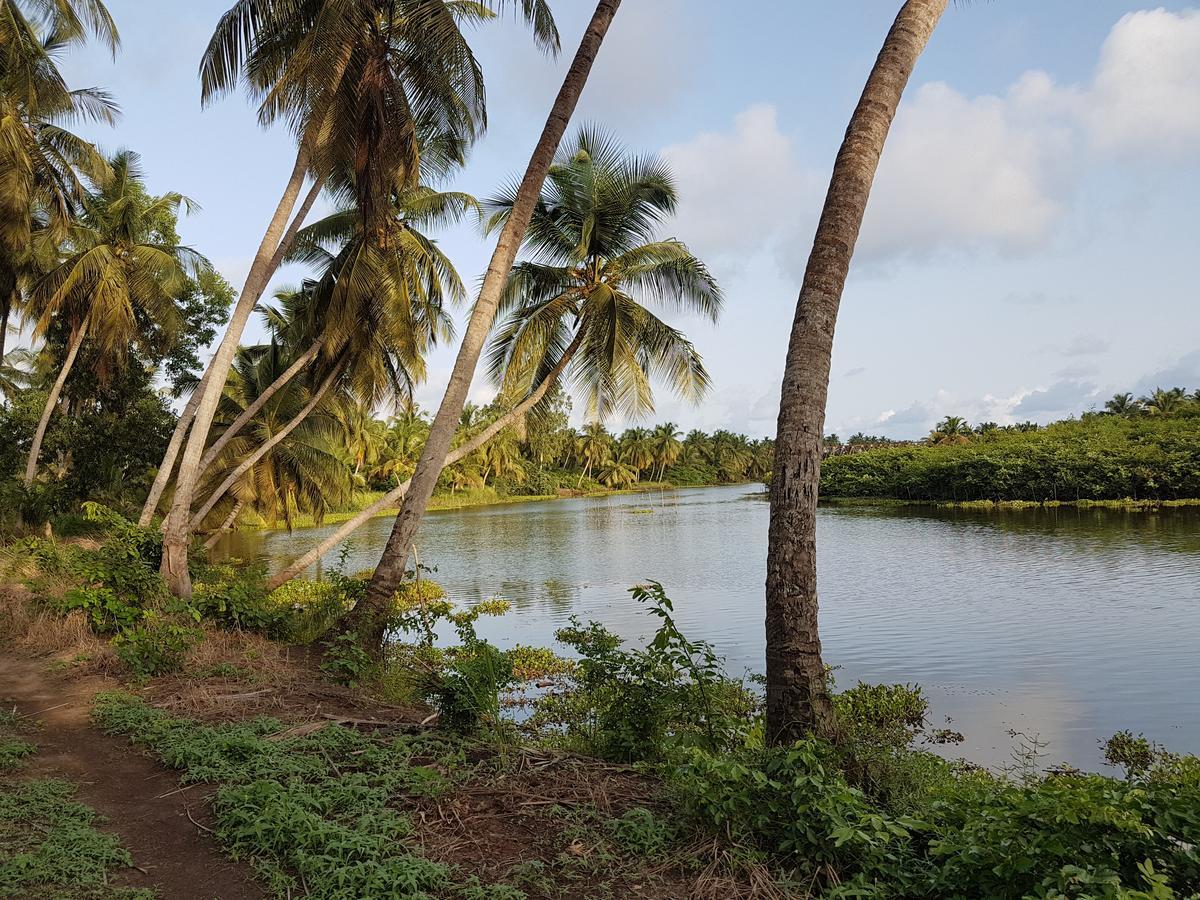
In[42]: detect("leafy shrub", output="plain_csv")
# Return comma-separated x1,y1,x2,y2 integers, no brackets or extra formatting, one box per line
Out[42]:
532,583,756,762
59,585,143,634
113,618,202,677
268,576,356,644
191,563,282,633
319,632,375,687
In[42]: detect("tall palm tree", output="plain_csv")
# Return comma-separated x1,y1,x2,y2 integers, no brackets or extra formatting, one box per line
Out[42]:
767,0,948,744
598,458,636,489
22,151,204,487
576,421,612,484
352,0,623,645
618,428,654,479
160,0,558,596
649,422,682,481
0,0,119,360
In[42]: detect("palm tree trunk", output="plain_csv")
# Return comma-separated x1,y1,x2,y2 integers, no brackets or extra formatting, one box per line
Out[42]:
160,145,315,598
23,322,86,488
203,500,244,551
197,338,323,477
350,0,622,652
189,363,342,532
766,0,946,745
138,368,210,527
266,332,585,592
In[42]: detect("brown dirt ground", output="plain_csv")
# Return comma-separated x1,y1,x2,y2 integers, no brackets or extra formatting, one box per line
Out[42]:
0,653,265,900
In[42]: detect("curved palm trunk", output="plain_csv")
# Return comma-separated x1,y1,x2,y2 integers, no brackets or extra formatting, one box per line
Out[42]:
138,368,210,526
267,333,584,592
766,0,947,745
197,338,323,477
160,145,315,598
349,0,622,652
23,322,86,488
203,499,244,551
189,363,342,532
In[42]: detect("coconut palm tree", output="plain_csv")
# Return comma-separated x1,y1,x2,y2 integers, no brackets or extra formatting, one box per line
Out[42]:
710,430,752,482
598,458,637,490
928,415,972,446
649,422,682,481
1104,393,1140,417
1141,387,1186,417
160,0,560,596
354,0,623,646
22,150,205,487
0,0,119,360
767,0,948,743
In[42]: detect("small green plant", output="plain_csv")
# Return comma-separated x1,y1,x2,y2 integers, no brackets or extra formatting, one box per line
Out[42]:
320,631,374,687
59,585,143,634
191,563,281,633
113,617,202,677
0,737,37,773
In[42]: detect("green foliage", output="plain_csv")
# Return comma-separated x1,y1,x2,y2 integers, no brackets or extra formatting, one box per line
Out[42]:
0,778,151,900
59,585,142,634
0,739,36,773
822,416,1200,502
113,617,202,677
90,693,518,899
319,632,375,687
604,807,677,858
533,583,756,762
191,563,282,633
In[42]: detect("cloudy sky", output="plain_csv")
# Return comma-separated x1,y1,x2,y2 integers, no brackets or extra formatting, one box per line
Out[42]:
56,1,1200,439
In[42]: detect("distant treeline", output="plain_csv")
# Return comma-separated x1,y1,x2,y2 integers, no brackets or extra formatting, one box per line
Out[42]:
821,404,1200,503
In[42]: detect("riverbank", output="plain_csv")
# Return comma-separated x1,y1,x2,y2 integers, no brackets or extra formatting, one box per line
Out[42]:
822,496,1200,511
234,481,683,532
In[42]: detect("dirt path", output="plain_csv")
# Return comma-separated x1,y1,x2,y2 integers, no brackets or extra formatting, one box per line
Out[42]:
0,653,264,900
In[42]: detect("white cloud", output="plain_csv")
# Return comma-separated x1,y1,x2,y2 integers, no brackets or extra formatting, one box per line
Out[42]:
1013,380,1100,416
1061,334,1111,357
1086,9,1200,158
857,74,1076,263
661,104,817,263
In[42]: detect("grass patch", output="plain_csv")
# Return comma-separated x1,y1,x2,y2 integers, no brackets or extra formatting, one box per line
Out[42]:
91,692,519,899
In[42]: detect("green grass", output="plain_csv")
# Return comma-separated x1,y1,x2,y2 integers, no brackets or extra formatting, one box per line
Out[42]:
0,716,151,900
90,692,521,900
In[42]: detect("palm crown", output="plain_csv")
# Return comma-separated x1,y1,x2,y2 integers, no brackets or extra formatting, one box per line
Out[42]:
485,126,722,421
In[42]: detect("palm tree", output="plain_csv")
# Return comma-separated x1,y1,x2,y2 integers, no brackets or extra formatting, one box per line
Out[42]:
649,422,682,481
22,151,205,487
160,0,559,596
710,430,752,482
928,415,972,446
1104,393,1140,417
974,421,999,437
0,0,119,361
598,458,637,489
576,421,612,484
1141,387,1186,417
352,1,623,647
0,345,34,396
767,0,948,744
618,428,655,479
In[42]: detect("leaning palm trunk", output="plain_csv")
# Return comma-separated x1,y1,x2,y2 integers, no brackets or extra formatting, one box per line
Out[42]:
160,145,316,597
139,180,324,530
23,322,87,488
203,500,244,550
766,0,947,745
266,332,585,591
197,338,323,477
348,0,622,652
139,367,211,526
189,363,343,531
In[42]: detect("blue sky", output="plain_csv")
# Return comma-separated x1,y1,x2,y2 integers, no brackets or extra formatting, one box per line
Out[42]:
54,1,1200,439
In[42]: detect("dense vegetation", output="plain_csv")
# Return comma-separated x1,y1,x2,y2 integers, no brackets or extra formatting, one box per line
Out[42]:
4,519,1199,897
821,395,1200,504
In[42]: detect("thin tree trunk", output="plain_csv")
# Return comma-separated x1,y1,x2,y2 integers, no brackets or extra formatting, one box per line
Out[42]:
189,363,342,531
197,338,323,477
267,333,584,592
766,0,946,745
203,499,244,551
349,0,622,652
23,322,86,488
160,144,314,598
139,368,210,527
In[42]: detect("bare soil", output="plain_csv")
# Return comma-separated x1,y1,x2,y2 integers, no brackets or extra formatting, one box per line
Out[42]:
0,653,264,900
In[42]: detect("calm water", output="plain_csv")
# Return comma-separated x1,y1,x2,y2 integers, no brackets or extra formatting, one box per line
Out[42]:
216,485,1200,769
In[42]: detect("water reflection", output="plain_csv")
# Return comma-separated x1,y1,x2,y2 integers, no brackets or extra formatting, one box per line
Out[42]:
214,487,1200,769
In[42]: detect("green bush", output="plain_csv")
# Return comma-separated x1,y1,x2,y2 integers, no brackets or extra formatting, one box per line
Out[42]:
59,585,143,634
191,564,283,633
113,618,202,677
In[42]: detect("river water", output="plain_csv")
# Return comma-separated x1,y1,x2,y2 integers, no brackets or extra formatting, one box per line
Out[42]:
215,484,1200,769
